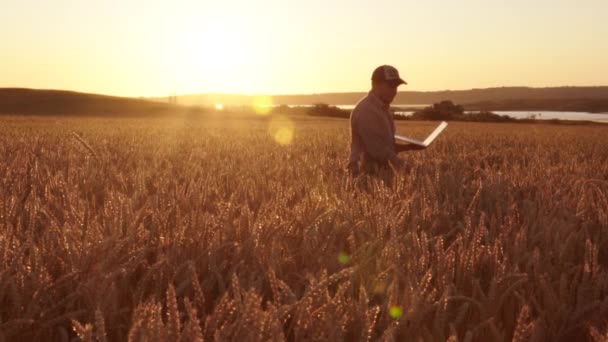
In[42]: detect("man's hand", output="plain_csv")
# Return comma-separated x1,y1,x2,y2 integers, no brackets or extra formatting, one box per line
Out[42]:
395,143,426,152
389,155,404,168
346,161,359,177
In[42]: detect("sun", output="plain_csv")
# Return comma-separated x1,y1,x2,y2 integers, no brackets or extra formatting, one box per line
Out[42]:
167,14,262,93
215,104,224,110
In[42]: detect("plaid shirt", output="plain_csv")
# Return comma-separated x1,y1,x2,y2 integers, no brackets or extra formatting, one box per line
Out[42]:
348,92,396,172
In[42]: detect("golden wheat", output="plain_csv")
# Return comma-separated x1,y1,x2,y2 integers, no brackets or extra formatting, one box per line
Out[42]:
0,115,606,341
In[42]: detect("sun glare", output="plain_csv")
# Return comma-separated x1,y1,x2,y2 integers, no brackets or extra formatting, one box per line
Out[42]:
268,116,294,145
215,104,224,110
166,14,264,93
252,96,273,116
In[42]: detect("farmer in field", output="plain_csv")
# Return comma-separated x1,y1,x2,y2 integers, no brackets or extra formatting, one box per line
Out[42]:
348,65,423,177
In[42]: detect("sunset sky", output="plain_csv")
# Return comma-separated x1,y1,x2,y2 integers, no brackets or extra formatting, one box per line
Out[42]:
1,0,607,97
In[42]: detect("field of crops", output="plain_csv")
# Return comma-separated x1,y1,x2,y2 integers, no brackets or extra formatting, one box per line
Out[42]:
1,114,607,341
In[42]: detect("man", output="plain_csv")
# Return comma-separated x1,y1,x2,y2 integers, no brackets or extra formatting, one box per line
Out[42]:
348,65,423,176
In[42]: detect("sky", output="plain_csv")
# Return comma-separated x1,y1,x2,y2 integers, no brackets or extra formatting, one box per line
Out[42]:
1,0,607,97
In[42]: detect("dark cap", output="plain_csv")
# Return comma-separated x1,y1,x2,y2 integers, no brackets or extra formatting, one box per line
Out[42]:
371,65,407,86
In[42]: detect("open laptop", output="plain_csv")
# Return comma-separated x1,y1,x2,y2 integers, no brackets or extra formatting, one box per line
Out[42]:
394,121,448,147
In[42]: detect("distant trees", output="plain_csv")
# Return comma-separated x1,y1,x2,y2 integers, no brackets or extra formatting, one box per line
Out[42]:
272,104,291,114
307,103,350,118
411,100,516,122
457,111,516,122
410,100,464,120
304,100,520,123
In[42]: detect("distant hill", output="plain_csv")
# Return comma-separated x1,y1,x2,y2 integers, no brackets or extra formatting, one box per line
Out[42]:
0,88,187,116
150,87,608,110
3,87,608,116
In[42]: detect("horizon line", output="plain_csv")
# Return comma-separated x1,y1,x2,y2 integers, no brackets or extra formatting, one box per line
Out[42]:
3,85,608,99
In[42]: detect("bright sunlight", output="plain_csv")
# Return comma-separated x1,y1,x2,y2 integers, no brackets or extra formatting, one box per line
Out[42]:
165,12,265,94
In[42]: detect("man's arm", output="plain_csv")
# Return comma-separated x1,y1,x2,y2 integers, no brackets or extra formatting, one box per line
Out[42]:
353,108,397,163
395,142,425,152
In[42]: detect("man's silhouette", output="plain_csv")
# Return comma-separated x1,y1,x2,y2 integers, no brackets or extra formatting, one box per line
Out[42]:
348,65,423,177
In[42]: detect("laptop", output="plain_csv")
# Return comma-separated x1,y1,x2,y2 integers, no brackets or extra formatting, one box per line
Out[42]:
394,121,448,147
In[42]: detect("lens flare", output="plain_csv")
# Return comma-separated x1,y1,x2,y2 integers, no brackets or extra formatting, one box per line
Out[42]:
274,127,293,145
338,252,350,265
268,116,294,145
389,306,403,319
252,96,273,116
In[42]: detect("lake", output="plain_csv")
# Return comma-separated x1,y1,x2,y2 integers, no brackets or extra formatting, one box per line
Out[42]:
288,104,608,122
493,111,608,122
336,104,429,110
392,109,608,122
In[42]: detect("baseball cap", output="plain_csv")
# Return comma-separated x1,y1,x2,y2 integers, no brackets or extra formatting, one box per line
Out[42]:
371,65,407,87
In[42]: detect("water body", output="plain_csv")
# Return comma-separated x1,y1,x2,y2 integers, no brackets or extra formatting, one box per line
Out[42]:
284,104,608,122
336,104,428,110
393,110,608,122
493,111,608,122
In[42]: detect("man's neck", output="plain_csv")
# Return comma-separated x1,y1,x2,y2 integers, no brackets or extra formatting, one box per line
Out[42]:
369,90,391,109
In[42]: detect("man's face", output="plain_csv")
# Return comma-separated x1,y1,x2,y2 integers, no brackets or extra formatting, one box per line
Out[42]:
374,81,399,104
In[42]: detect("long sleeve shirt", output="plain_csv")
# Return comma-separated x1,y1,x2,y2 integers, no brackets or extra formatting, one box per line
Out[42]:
349,91,396,166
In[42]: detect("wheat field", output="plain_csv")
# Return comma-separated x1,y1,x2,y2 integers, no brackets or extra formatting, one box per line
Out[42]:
0,114,607,341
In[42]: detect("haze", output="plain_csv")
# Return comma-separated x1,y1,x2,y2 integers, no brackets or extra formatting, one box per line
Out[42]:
1,0,607,97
